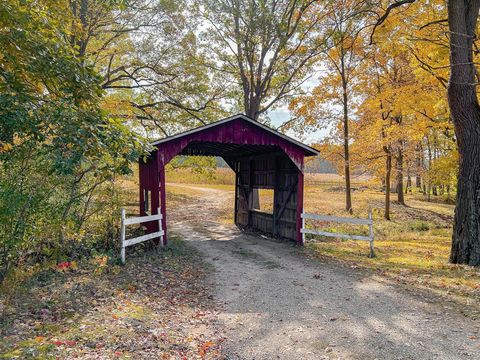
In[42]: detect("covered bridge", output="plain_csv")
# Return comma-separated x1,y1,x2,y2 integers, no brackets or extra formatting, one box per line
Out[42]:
139,114,318,245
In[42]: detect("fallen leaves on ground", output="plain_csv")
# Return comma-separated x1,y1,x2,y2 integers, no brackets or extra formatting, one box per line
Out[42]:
0,239,225,359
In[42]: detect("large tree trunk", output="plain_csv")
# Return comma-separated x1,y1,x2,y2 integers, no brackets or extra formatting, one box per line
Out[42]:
448,0,480,266
343,98,353,214
246,102,261,207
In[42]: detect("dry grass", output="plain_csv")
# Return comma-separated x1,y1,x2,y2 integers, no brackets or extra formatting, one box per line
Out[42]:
302,184,480,303
164,169,480,304
166,167,235,185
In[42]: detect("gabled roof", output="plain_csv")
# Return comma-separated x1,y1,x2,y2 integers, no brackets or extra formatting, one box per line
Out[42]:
151,113,319,156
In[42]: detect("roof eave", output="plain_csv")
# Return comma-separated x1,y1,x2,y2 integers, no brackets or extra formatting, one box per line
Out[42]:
151,113,319,156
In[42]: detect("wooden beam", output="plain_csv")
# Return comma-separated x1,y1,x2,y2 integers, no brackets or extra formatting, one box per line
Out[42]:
123,231,165,247
272,155,280,235
296,169,304,245
300,229,371,241
301,213,373,225
124,213,162,226
159,163,167,245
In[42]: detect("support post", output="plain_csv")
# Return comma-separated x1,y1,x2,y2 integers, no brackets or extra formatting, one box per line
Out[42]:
248,157,254,226
302,213,305,244
120,208,126,264
157,207,164,246
159,163,167,245
272,155,279,236
368,210,375,258
234,164,239,225
296,168,304,245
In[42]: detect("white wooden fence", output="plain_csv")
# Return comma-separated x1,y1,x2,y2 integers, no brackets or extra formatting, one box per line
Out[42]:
301,211,375,258
120,208,164,264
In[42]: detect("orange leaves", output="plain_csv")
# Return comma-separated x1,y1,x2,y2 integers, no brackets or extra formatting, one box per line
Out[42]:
198,340,215,357
34,336,45,343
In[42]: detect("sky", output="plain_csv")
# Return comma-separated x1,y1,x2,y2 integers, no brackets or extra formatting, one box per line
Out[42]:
266,76,329,146
268,107,330,146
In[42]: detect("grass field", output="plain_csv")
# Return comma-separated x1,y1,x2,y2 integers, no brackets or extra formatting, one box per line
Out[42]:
165,168,480,305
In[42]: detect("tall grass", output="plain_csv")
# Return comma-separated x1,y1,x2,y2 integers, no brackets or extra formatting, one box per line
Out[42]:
166,167,235,185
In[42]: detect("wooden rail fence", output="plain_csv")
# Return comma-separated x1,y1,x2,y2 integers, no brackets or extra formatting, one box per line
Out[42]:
120,208,164,264
301,211,375,258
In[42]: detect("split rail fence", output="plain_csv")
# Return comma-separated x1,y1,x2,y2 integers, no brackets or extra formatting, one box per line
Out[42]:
301,211,375,258
120,208,164,264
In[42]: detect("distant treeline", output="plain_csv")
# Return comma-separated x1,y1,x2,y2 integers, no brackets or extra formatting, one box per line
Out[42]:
217,156,336,174
304,156,337,174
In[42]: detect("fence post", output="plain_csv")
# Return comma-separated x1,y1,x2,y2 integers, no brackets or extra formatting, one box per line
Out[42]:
301,211,305,244
158,207,164,247
120,208,126,264
368,210,375,258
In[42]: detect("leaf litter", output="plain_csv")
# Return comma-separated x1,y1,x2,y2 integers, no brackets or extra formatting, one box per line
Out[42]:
0,239,225,359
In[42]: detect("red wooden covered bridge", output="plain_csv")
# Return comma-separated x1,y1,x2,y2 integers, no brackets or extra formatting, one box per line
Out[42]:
139,114,318,245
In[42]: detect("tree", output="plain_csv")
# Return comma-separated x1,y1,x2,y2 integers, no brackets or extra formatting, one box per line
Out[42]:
68,0,225,138
371,0,480,265
198,0,329,120
288,0,368,213
446,0,480,265
0,0,145,280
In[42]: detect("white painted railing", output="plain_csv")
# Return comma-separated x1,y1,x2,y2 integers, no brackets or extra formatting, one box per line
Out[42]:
301,211,375,258
120,208,164,264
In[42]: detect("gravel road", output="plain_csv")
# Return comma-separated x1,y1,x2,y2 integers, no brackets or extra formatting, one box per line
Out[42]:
168,184,480,360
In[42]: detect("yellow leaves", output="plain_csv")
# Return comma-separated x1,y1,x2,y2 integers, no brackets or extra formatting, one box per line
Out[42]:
0,142,13,152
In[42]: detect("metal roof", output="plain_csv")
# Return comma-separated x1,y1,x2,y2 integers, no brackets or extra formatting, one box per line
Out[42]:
151,114,319,156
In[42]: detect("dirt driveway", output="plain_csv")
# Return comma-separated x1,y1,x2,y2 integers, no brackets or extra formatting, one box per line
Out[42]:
168,184,480,360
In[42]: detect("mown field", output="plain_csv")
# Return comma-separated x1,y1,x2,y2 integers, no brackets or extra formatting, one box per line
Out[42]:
166,167,480,305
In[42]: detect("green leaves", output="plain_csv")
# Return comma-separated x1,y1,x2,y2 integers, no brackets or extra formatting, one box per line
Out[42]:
0,0,149,281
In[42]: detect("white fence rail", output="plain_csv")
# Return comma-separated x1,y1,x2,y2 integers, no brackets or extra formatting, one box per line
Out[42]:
120,208,164,264
301,211,375,258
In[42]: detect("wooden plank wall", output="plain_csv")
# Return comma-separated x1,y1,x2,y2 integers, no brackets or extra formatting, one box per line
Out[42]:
138,152,160,234
232,152,299,241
